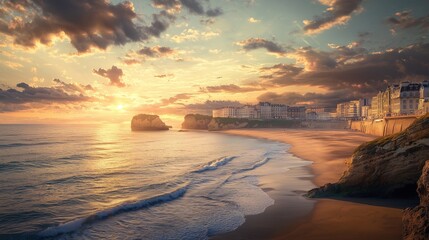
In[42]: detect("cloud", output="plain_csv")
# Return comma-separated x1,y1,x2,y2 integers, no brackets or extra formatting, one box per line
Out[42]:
0,0,175,53
93,66,125,87
138,46,176,57
161,93,192,105
257,90,354,107
154,74,174,78
286,46,339,71
257,43,429,106
248,17,261,23
387,10,429,34
152,0,223,17
237,38,289,56
201,84,264,93
184,100,242,115
123,46,178,64
303,0,363,34
0,79,93,112
171,28,220,43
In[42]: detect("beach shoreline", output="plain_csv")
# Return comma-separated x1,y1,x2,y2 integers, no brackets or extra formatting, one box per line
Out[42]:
213,128,409,240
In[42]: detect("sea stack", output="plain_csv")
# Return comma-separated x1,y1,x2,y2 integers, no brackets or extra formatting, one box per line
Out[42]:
181,114,212,130
131,114,170,131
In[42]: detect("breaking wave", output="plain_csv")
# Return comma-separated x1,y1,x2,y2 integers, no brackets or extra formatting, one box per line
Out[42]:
37,184,189,238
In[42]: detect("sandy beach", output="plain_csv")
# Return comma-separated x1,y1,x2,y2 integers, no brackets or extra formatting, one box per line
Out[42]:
214,129,409,240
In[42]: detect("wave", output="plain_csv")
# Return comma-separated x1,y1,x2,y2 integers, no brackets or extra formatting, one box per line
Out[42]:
37,184,189,238
194,156,236,173
0,141,64,148
233,157,270,175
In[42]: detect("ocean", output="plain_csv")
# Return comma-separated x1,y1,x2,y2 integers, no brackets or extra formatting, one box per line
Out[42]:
0,124,314,240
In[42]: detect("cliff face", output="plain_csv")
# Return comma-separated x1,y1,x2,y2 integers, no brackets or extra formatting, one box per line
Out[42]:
207,118,303,131
208,118,250,131
131,114,170,131
307,113,429,198
403,160,429,240
181,114,212,130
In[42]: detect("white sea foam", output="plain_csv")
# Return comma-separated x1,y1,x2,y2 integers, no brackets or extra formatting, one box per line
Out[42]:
37,184,188,238
233,157,270,174
194,156,236,173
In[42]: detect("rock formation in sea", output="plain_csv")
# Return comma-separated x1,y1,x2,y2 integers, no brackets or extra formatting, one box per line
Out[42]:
403,160,429,240
131,114,170,131
181,114,212,130
307,113,429,198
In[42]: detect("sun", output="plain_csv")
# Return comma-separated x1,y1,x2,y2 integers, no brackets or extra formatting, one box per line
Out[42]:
116,104,124,110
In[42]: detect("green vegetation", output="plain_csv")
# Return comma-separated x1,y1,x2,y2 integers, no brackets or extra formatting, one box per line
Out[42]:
185,114,212,121
213,118,302,128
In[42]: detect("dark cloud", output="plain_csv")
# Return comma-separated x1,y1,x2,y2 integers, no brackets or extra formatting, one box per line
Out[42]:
257,90,356,107
201,84,264,93
200,18,216,25
0,79,93,111
0,0,175,53
259,43,429,98
123,46,177,64
138,46,176,57
185,100,242,110
303,0,363,34
152,0,223,17
387,10,429,34
237,38,289,56
154,74,174,78
93,66,125,87
289,47,338,71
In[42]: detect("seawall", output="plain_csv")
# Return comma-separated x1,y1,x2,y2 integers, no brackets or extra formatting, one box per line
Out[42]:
350,116,418,136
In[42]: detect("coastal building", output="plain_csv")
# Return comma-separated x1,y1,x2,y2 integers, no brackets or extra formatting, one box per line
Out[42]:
371,92,383,118
256,102,273,119
361,105,370,119
391,82,421,116
271,104,288,119
287,106,306,119
306,107,336,120
212,107,237,118
336,98,370,119
236,105,259,119
418,81,429,114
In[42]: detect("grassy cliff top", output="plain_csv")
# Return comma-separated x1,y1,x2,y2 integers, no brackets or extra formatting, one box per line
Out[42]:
184,114,212,120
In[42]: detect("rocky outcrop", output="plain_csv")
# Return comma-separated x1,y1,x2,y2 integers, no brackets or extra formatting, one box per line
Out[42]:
131,114,170,131
207,118,303,131
208,118,250,131
307,113,429,198
403,160,429,240
181,114,212,130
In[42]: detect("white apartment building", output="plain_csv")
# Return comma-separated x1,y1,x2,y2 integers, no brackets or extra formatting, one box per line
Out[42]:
391,82,421,115
271,104,288,119
212,107,237,118
256,102,273,119
237,105,259,119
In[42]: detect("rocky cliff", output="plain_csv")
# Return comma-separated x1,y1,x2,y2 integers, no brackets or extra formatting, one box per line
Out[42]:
131,114,170,131
207,118,302,131
307,113,429,198
208,118,251,131
403,160,429,240
181,114,212,130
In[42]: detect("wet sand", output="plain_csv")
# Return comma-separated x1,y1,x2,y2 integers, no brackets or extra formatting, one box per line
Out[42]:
214,129,406,240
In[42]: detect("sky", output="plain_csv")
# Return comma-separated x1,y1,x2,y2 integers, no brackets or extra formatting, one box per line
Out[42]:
0,0,429,125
